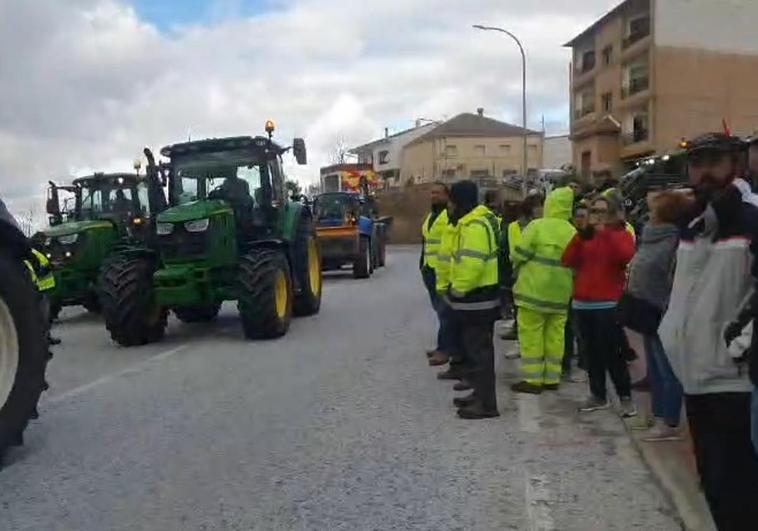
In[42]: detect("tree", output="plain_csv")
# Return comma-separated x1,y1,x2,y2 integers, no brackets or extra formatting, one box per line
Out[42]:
285,179,302,198
18,205,37,237
330,138,352,165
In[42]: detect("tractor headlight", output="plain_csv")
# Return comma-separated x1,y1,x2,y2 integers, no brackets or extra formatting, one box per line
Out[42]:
184,218,209,233
156,222,174,236
58,233,78,245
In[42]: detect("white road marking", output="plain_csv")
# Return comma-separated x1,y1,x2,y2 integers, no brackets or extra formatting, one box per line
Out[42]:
44,344,189,406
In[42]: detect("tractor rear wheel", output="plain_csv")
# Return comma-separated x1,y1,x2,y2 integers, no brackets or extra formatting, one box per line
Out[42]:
0,254,49,462
293,214,322,317
352,236,371,279
99,257,167,347
238,249,293,339
174,304,221,323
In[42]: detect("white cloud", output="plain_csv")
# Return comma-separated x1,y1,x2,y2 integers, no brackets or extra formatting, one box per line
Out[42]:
0,0,622,219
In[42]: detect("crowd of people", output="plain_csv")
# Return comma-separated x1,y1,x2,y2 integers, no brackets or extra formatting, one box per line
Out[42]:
420,132,758,530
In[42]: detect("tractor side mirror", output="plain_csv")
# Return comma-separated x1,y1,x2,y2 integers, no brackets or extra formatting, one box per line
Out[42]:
46,182,60,217
293,138,307,165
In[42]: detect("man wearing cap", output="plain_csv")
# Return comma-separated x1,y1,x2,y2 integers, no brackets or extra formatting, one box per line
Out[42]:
445,180,501,419
659,133,758,529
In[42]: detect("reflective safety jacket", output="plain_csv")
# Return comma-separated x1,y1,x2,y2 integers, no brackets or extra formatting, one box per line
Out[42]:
447,205,500,311
25,249,56,292
421,208,449,270
507,220,523,259
435,221,456,293
513,187,577,314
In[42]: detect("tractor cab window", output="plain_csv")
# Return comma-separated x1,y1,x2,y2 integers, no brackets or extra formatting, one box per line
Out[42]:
108,188,135,215
236,165,263,207
80,186,107,218
315,194,360,222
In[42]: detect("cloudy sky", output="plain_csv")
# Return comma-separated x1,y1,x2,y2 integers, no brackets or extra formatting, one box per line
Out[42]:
0,0,621,218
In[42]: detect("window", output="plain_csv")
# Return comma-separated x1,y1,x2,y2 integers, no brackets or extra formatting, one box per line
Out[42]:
474,145,486,157
575,90,595,118
528,145,538,154
378,150,390,165
499,144,512,154
623,113,650,145
580,50,596,73
602,92,613,112
445,145,458,157
623,57,650,97
602,45,613,66
624,16,651,48
502,169,518,177
470,169,489,178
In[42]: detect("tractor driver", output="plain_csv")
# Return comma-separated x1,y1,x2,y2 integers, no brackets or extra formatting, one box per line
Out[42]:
209,171,255,229
113,189,132,215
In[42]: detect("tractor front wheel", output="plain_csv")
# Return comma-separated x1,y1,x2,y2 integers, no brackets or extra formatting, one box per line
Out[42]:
99,257,167,347
238,249,293,339
352,236,371,279
293,215,322,317
174,304,221,323
0,254,49,462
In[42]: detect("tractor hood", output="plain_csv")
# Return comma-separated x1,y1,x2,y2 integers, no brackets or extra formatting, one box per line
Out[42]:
43,219,113,238
157,200,232,223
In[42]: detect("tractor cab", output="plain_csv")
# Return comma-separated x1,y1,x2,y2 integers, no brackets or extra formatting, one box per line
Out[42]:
314,192,364,228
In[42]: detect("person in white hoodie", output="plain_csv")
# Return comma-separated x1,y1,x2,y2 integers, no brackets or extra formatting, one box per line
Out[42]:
659,133,758,530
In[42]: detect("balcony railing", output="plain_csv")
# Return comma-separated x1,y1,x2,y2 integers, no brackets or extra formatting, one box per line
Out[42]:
621,76,649,98
622,129,649,145
623,20,651,49
574,104,596,119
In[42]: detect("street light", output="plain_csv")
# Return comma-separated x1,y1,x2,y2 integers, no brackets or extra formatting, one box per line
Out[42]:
473,24,529,197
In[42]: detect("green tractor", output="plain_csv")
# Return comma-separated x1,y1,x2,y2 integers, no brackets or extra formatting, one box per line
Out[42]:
98,124,322,346
38,171,166,319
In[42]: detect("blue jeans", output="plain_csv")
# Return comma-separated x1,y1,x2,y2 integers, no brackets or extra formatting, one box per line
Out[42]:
422,267,453,354
646,334,683,427
752,387,758,455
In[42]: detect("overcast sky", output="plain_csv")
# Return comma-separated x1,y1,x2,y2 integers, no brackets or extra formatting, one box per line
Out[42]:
0,0,622,217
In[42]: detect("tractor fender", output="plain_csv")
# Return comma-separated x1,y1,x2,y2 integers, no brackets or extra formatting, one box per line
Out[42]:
0,198,31,259
358,216,373,239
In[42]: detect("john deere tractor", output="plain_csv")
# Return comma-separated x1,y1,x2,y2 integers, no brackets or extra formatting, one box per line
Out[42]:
0,198,49,463
37,171,166,319
98,123,322,346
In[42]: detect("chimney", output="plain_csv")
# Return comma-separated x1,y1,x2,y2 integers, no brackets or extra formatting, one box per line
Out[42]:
477,107,484,117
384,127,389,138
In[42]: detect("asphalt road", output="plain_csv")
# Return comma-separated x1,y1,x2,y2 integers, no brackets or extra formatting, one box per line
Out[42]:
0,246,681,530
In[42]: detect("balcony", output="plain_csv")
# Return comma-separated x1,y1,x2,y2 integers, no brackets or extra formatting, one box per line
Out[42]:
623,22,650,49
621,76,649,98
622,128,649,145
574,104,596,120
578,55,596,74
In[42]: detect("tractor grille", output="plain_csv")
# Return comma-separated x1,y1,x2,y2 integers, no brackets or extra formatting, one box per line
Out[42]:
47,233,85,266
157,224,208,261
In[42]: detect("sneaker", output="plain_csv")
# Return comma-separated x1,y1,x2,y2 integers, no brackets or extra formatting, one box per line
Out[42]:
428,352,450,366
563,370,587,383
629,416,655,431
578,396,610,412
453,392,477,408
453,380,473,392
510,381,543,395
642,425,683,442
619,397,637,418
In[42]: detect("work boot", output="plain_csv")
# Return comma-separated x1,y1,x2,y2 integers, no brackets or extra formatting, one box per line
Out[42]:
453,392,477,408
437,367,464,380
457,402,500,420
500,328,517,341
503,346,520,360
48,335,61,346
543,383,560,391
578,396,610,413
428,351,449,367
425,349,435,359
453,379,473,392
510,381,542,395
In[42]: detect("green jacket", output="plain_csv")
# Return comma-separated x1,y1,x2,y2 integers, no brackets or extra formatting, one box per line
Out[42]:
513,187,576,314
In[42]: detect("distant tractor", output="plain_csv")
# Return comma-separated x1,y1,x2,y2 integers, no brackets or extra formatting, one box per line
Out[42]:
38,172,166,319
314,191,389,278
0,199,49,462
98,123,322,346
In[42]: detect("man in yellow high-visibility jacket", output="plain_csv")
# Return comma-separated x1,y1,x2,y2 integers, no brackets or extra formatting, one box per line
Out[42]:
445,180,501,419
25,247,59,345
510,187,577,394
421,182,452,366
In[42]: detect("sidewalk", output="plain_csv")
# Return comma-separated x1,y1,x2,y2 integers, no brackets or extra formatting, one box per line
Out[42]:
493,325,716,531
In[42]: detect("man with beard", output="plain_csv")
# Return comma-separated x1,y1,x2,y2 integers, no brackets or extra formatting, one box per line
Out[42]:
659,133,758,530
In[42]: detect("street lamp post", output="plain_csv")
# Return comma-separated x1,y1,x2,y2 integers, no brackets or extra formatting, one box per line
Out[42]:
473,24,529,197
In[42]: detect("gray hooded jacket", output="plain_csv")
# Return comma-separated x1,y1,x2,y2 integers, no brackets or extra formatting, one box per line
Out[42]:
626,224,679,311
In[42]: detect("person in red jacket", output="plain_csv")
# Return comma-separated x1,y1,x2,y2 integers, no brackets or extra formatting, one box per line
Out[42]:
562,195,636,415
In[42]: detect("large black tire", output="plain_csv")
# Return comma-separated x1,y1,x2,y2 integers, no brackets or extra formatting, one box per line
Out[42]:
0,254,49,462
352,236,371,279
98,257,167,347
174,304,221,323
238,249,293,339
377,227,386,267
293,214,322,317
82,295,100,314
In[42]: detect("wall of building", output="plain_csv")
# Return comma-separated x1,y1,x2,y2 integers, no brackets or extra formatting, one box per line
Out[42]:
654,46,758,151
543,135,572,169
655,0,758,55
401,135,544,184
